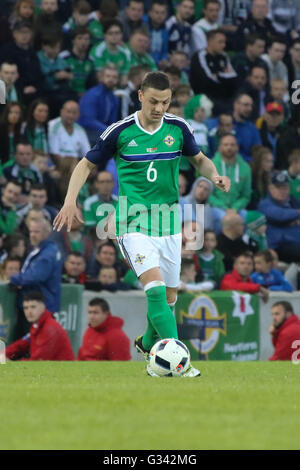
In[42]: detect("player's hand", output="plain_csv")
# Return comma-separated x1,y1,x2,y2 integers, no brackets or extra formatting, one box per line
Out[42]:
212,175,231,192
53,204,84,232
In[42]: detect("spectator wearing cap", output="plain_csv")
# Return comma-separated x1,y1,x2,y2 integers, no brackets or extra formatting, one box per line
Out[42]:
261,37,288,85
269,301,300,361
5,290,74,361
78,297,131,361
258,170,300,262
0,21,43,104
257,102,284,162
245,210,268,250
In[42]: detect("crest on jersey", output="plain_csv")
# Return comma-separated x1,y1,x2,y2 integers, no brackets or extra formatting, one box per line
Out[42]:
163,135,175,146
135,254,145,265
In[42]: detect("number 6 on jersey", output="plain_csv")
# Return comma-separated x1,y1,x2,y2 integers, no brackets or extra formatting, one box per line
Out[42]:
147,161,157,182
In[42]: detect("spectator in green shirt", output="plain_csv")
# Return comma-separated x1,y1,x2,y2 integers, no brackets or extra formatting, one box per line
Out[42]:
59,26,94,97
89,20,130,87
209,134,252,233
0,180,22,236
284,149,300,200
127,29,157,71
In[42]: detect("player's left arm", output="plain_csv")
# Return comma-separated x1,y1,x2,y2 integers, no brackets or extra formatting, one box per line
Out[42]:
189,152,231,193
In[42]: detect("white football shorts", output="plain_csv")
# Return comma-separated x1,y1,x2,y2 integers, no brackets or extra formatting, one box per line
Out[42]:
117,232,182,288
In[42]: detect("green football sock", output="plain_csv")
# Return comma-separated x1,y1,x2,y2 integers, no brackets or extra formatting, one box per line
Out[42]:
142,282,178,350
142,316,159,352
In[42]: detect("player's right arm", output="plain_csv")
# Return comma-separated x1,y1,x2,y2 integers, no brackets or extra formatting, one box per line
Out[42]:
53,157,96,232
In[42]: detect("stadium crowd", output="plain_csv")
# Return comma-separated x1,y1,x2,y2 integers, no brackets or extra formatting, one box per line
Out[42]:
1,0,300,361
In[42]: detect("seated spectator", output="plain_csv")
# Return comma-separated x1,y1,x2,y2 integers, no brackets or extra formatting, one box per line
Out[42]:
237,65,270,121
16,183,58,225
2,232,26,261
195,229,225,287
85,265,131,292
61,251,88,284
164,65,182,92
0,61,21,103
50,211,93,263
168,99,183,117
174,84,192,107
0,21,43,105
284,150,300,200
251,250,294,292
209,134,251,233
169,50,190,85
0,255,21,281
127,29,157,71
232,93,262,163
88,0,119,46
231,33,266,86
184,94,212,155
269,301,300,361
3,140,43,204
22,99,49,154
191,0,221,53
190,29,237,115
0,102,23,167
34,0,62,50
257,102,284,161
180,177,214,230
62,0,91,47
78,64,120,145
0,181,21,236
31,150,61,208
6,291,74,361
250,145,273,209
220,251,269,300
48,100,90,197
144,0,168,65
269,79,290,122
83,171,117,229
9,0,35,29
59,26,94,97
10,218,63,337
78,297,131,361
37,35,75,116
87,241,128,279
245,210,268,251
285,38,300,90
208,114,235,158
179,257,215,292
258,170,300,262
235,0,277,51
89,20,129,88
117,0,148,43
270,0,297,39
261,36,288,85
217,213,259,271
276,108,300,170
166,0,194,57
116,64,150,119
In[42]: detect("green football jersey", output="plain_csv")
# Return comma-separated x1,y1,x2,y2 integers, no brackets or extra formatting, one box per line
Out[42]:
85,112,199,237
89,42,130,75
59,51,94,93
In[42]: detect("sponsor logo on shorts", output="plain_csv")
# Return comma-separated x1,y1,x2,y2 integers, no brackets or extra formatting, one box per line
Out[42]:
163,135,175,146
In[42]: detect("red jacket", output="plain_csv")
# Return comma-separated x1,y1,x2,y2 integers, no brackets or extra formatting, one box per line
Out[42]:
269,314,300,361
6,311,75,361
78,313,131,361
220,269,260,293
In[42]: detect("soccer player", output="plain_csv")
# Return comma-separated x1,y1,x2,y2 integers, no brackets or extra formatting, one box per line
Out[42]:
53,71,230,377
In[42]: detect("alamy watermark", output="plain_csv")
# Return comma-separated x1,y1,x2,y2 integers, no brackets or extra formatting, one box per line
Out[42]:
0,340,6,364
291,340,300,365
0,80,5,104
94,197,205,250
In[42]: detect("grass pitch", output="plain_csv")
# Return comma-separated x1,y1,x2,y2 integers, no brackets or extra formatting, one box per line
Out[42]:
0,361,299,450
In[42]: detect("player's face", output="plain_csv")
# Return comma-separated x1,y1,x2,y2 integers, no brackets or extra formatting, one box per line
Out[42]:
139,87,172,123
234,257,254,278
271,305,287,329
88,306,108,328
23,301,45,323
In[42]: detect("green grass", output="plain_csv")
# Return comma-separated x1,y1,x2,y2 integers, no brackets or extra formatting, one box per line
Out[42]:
0,361,299,450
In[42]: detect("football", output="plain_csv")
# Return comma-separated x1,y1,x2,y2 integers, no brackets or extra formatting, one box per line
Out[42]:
148,338,191,377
